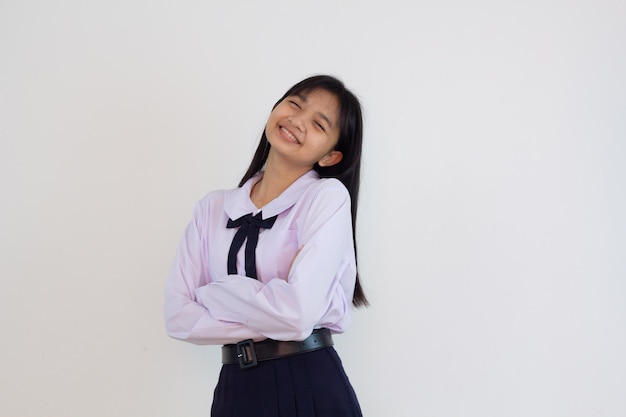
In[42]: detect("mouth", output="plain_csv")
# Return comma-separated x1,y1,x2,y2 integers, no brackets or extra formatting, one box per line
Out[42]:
280,126,301,144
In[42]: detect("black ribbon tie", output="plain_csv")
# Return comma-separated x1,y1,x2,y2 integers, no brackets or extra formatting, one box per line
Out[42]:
226,212,277,279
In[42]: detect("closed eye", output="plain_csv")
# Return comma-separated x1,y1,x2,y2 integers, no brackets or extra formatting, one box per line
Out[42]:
288,100,301,109
314,121,326,132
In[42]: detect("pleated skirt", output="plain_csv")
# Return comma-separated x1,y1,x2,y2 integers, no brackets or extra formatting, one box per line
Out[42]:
211,346,363,417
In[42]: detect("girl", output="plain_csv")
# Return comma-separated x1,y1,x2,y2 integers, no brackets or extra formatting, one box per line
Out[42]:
164,75,367,416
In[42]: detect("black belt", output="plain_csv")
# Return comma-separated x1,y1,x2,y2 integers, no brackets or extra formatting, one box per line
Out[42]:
222,328,333,369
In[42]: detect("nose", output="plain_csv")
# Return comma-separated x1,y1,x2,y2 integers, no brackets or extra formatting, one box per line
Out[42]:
288,115,305,132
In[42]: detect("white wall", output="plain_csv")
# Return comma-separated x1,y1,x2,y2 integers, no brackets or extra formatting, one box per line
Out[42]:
1,1,624,416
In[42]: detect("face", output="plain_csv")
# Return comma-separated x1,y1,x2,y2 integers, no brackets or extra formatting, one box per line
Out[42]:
265,89,343,170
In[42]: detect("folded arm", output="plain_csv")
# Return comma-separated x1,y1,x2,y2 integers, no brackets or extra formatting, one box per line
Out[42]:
164,202,265,345
194,184,356,341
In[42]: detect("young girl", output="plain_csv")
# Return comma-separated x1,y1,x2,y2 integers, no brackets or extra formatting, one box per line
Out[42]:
164,75,367,416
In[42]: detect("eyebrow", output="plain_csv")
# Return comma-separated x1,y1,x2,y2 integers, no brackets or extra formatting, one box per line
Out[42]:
295,93,335,129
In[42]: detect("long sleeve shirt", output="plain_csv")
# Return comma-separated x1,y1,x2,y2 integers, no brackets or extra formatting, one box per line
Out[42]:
164,170,356,345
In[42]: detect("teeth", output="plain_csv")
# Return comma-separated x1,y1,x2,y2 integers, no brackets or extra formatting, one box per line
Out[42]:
281,127,299,143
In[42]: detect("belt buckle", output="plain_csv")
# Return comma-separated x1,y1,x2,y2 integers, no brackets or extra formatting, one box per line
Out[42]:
236,339,258,369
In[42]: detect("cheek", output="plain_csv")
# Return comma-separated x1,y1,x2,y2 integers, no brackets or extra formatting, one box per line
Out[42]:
266,111,277,127
311,134,333,153
266,105,285,125
322,132,340,152
265,111,282,136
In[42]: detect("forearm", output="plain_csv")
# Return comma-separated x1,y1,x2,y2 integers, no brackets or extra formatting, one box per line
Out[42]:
194,260,354,341
165,294,265,345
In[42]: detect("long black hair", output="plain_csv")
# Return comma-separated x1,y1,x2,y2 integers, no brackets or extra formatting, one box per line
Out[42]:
239,75,368,307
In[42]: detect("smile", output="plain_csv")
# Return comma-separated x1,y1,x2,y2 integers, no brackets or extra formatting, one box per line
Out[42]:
280,126,300,144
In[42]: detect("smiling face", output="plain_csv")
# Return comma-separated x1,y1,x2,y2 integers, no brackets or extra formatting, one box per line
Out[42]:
265,88,343,171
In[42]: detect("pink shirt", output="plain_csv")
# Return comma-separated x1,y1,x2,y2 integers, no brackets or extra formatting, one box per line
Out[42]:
164,170,356,345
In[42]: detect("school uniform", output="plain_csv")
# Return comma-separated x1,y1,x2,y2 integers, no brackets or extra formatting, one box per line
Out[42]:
164,170,362,416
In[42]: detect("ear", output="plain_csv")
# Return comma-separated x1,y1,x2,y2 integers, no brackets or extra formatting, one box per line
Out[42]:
318,150,343,167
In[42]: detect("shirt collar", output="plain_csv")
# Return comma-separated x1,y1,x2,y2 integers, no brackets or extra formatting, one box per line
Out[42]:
223,170,319,220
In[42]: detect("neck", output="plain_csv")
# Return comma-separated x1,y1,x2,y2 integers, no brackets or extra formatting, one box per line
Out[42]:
250,151,312,208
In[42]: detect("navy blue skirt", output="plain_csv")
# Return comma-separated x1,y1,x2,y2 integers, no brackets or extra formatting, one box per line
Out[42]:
211,346,363,417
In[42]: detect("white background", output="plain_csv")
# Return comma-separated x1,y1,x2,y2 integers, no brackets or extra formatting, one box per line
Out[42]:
1,1,625,416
